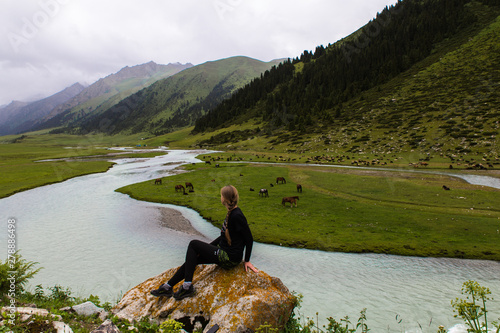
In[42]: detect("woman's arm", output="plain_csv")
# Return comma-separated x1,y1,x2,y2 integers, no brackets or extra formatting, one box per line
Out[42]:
244,261,258,273
229,209,258,272
238,212,256,270
242,223,253,262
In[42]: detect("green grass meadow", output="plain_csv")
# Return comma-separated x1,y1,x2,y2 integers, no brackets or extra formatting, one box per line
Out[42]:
117,161,500,260
0,144,110,199
0,133,163,198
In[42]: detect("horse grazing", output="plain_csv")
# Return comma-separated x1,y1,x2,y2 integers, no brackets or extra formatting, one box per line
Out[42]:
282,196,299,207
442,185,451,191
276,177,286,184
259,189,269,197
185,182,194,190
175,185,185,193
154,178,162,185
296,184,302,193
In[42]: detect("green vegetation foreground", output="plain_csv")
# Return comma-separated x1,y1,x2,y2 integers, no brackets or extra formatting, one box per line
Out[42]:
2,253,499,332
117,159,500,261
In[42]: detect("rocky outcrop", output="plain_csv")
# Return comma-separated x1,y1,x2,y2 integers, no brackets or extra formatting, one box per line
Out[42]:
112,263,296,333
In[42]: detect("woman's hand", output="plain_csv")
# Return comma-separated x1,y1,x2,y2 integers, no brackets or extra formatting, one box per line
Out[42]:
244,261,259,273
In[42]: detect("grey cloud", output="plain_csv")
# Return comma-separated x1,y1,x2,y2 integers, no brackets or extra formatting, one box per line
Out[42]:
0,0,398,105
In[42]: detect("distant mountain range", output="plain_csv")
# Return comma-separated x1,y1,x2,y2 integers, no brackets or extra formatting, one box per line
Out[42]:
0,57,282,137
0,61,192,135
0,83,85,135
74,56,284,135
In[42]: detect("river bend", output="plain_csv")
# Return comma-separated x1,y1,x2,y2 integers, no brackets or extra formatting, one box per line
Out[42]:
1,149,499,333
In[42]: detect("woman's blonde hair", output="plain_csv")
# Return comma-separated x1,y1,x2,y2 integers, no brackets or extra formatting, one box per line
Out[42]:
221,185,239,211
221,185,239,246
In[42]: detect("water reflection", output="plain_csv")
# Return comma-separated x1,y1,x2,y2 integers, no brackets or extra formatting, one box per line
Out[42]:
1,149,499,332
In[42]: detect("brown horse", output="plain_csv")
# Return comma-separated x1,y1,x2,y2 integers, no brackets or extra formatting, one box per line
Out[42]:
154,178,162,185
185,182,194,190
259,189,269,197
282,196,299,207
296,184,302,192
276,177,286,184
175,185,185,193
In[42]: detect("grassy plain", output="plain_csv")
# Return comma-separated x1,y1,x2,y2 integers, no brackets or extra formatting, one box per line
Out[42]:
117,160,500,261
0,133,163,198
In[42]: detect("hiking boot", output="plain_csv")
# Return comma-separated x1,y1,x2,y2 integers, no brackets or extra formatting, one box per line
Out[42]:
150,285,173,297
173,284,195,300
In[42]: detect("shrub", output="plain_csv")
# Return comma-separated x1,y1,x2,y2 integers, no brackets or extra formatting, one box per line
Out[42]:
48,284,73,302
0,251,41,298
159,318,185,333
451,280,500,333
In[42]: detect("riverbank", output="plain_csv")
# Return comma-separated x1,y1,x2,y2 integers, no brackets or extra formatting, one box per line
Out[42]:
157,206,205,236
117,161,500,261
0,141,166,199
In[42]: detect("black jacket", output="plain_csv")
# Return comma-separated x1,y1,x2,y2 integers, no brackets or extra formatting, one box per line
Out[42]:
211,207,254,262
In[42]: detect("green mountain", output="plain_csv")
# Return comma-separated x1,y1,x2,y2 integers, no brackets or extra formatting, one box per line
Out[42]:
193,0,500,157
71,56,283,135
37,61,192,131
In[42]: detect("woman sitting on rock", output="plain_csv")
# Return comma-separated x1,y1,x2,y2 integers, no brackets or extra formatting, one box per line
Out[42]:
151,185,258,300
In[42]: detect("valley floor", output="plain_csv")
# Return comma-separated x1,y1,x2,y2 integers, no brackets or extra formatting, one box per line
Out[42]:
118,153,500,261
1,135,499,260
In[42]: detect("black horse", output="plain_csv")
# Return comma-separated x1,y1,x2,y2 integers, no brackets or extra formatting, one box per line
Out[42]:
259,189,269,197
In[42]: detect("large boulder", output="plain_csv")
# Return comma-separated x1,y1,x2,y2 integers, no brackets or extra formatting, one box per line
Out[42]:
112,263,296,333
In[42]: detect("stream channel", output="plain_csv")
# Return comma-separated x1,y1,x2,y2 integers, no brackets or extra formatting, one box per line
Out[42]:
1,148,499,332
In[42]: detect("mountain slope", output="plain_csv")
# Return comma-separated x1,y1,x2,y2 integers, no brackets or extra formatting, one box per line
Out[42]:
73,56,283,135
192,0,500,157
0,101,30,128
35,61,192,131
342,10,500,156
0,83,85,135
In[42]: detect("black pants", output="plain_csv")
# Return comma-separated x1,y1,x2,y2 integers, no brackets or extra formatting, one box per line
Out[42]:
167,240,220,286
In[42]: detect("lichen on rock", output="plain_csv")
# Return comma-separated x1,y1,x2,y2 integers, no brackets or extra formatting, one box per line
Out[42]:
112,263,296,333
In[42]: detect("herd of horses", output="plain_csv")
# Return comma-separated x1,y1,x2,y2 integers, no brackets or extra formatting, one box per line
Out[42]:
257,177,303,207
153,176,303,208
155,180,195,195
251,177,302,207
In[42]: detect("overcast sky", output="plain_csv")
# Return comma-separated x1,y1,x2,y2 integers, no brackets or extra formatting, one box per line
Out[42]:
0,0,398,106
